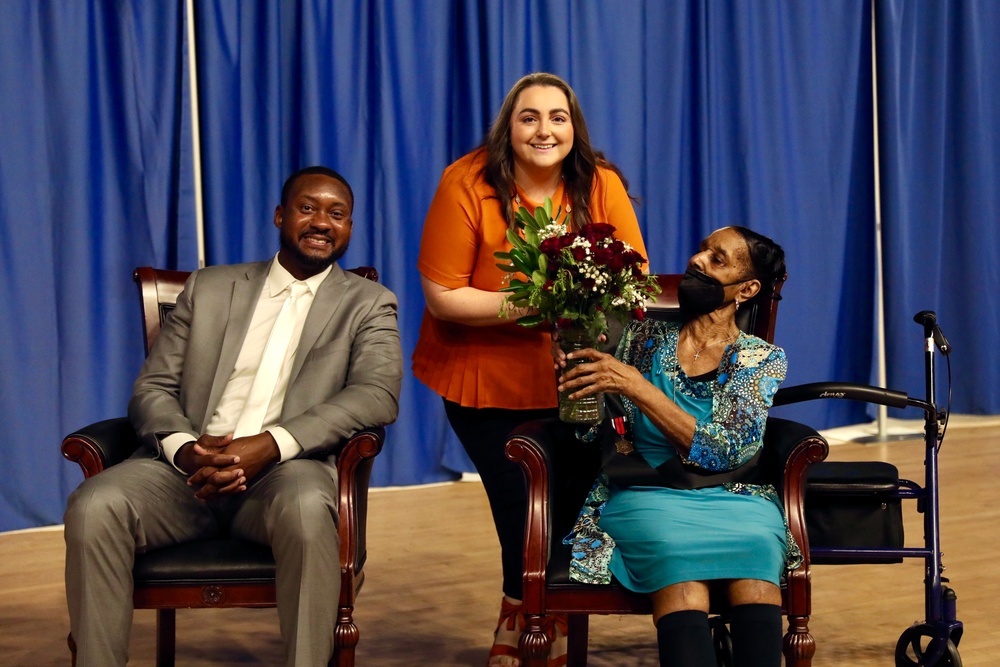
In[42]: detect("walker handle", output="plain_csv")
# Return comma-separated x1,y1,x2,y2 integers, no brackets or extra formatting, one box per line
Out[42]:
773,382,910,409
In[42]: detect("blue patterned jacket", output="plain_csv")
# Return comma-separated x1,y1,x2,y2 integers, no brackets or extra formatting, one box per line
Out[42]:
565,318,802,585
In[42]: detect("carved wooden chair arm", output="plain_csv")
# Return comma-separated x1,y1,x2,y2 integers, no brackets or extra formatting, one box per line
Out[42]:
335,426,385,603
61,417,140,479
763,416,829,622
506,418,601,605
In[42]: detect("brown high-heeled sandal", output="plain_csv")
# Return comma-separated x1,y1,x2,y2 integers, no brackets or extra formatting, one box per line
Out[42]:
487,597,524,666
544,613,568,667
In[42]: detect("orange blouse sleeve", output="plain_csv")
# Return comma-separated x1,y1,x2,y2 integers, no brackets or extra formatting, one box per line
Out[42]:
417,153,488,290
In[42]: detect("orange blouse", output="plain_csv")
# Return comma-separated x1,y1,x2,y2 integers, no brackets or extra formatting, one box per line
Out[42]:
413,149,649,409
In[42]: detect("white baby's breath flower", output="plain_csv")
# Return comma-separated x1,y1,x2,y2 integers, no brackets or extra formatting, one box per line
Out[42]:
538,222,566,241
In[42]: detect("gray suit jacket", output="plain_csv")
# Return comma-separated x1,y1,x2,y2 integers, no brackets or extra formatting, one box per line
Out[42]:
127,259,403,461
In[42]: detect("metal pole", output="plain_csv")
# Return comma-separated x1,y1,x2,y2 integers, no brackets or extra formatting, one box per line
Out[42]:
185,0,206,269
854,1,920,444
871,0,889,437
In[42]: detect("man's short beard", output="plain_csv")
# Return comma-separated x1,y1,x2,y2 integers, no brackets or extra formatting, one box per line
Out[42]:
279,232,349,270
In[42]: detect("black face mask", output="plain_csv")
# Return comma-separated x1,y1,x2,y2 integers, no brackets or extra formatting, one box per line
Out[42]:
677,268,748,315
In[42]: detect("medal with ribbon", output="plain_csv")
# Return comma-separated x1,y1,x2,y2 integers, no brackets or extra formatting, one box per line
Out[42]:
612,414,634,455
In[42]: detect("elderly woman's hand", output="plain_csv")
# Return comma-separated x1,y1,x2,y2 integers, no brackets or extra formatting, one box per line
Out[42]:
550,331,608,370
557,347,644,400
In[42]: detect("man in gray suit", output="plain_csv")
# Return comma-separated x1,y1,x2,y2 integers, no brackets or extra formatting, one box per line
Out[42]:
64,166,403,666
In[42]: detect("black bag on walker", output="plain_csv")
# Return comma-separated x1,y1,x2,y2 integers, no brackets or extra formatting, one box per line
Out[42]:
805,461,904,564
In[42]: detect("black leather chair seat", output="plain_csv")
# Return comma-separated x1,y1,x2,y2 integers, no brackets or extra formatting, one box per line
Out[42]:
134,539,275,584
545,543,574,586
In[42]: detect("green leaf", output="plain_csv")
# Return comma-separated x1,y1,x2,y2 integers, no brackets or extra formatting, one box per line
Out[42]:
507,247,529,264
515,314,545,327
510,255,533,277
516,206,540,233
524,226,539,247
528,213,541,228
534,205,551,229
506,228,527,251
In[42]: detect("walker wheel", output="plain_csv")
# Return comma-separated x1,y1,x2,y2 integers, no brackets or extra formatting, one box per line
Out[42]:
895,624,962,667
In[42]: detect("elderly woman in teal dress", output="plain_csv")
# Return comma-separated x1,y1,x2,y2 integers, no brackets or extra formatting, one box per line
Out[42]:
555,226,794,667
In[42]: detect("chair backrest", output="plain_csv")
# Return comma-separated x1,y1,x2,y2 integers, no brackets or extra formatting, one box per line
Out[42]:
645,273,786,343
133,265,380,357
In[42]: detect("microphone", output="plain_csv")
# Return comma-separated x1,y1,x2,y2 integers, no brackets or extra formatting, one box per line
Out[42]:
913,310,951,355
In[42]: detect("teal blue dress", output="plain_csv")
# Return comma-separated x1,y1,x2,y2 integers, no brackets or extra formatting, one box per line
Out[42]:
565,319,800,590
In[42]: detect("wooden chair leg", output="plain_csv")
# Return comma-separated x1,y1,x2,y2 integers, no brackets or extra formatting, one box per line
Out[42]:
156,608,176,667
783,615,815,667
520,614,551,667
67,631,77,667
332,605,359,667
566,614,589,667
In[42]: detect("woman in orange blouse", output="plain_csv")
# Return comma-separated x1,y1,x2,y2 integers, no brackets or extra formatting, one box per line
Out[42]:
413,72,648,667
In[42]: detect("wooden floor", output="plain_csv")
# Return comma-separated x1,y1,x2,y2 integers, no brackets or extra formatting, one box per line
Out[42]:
2,420,997,666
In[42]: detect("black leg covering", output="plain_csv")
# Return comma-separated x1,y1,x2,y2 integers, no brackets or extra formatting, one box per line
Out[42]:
656,610,717,667
730,603,782,667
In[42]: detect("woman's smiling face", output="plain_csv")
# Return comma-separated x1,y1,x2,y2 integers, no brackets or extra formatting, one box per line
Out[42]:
509,84,575,177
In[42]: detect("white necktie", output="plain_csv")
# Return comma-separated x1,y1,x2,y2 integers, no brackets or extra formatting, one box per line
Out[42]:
233,281,309,438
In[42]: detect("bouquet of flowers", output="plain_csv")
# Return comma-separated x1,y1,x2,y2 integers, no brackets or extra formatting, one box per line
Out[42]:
494,198,660,341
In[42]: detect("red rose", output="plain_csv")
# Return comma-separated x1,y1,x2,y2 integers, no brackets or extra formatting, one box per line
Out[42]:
592,246,613,264
607,253,625,272
582,222,616,243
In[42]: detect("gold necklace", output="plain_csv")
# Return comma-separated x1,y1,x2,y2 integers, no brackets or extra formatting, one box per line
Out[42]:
687,331,737,360
512,184,571,212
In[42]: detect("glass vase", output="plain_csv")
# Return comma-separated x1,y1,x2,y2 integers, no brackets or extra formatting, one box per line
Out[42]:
557,327,606,424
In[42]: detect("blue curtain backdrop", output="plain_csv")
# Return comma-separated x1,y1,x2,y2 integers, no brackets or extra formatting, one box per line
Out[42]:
0,0,997,532
876,0,1000,411
0,1,198,530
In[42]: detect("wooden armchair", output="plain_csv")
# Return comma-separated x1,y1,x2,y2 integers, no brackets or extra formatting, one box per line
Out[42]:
61,266,385,667
505,274,830,667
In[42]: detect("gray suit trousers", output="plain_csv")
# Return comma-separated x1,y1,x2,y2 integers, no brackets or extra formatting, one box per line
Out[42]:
64,456,341,667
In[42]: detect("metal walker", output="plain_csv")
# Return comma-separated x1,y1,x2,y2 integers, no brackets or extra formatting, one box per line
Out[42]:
774,311,963,666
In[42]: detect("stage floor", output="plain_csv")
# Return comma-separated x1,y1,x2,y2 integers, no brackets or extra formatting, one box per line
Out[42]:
2,422,997,666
